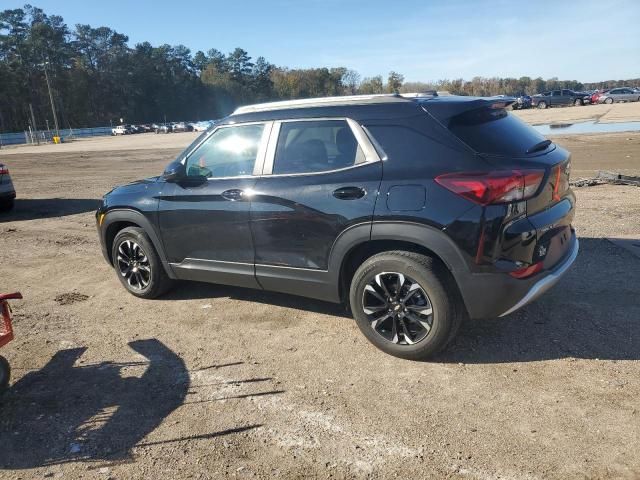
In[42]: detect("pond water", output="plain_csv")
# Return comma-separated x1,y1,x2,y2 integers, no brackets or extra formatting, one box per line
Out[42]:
532,121,640,135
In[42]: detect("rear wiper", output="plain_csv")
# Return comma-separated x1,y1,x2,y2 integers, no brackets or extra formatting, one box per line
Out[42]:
526,139,552,154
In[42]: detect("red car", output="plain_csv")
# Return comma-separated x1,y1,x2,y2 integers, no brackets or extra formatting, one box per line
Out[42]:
591,90,609,104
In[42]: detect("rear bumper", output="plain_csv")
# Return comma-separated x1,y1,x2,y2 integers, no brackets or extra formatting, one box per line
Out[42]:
456,232,578,319
499,235,578,316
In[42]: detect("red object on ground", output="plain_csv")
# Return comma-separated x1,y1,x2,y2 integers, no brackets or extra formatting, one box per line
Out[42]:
0,292,22,348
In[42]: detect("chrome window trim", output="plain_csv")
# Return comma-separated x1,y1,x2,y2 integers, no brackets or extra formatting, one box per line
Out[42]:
261,121,281,175
181,121,273,181
261,117,382,177
253,121,273,176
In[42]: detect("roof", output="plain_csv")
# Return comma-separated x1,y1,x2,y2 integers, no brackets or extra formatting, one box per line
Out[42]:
226,93,515,125
232,94,416,115
231,92,454,115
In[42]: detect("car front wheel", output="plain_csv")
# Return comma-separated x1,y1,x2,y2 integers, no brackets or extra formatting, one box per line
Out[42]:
349,251,462,360
537,101,547,109
111,227,173,298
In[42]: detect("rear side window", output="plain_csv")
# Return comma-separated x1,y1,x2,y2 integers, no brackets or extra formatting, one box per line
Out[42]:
447,107,548,156
273,120,364,175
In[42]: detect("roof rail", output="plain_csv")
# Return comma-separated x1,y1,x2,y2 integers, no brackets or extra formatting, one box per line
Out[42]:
232,94,411,115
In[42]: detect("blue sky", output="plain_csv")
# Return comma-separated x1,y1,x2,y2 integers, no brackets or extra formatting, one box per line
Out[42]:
5,0,640,82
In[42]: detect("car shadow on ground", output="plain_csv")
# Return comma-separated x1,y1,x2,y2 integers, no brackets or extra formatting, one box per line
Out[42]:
163,281,352,318
166,237,638,363
0,339,263,469
0,198,100,222
438,237,640,363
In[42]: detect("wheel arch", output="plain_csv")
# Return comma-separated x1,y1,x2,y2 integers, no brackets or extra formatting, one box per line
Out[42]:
101,209,174,277
330,222,471,304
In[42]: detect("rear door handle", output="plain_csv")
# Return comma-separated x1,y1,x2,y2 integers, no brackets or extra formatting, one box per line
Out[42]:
221,189,245,201
333,186,366,200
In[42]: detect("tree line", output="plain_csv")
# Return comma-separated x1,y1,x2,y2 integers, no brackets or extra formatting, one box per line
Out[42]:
1,5,638,133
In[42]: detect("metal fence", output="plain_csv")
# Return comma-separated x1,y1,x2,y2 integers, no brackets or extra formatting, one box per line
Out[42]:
0,126,113,147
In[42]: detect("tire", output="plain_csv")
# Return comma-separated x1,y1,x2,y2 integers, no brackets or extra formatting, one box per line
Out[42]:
574,99,583,106
349,251,463,360
111,226,173,299
0,355,10,393
605,97,613,104
537,101,547,109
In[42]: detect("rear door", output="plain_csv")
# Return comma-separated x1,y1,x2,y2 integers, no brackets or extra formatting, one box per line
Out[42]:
250,118,382,300
622,88,635,101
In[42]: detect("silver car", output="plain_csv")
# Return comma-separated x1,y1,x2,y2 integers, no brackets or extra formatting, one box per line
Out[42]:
0,163,16,211
598,87,640,104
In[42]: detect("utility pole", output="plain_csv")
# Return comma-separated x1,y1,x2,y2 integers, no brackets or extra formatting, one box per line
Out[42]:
29,103,40,146
43,62,60,138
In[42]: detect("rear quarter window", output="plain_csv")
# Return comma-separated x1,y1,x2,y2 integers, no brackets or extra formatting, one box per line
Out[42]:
447,108,548,156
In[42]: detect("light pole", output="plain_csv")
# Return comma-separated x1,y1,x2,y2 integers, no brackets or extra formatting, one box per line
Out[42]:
41,62,60,138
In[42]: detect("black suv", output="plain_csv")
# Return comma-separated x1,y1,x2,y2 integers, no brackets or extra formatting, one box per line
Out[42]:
97,94,578,360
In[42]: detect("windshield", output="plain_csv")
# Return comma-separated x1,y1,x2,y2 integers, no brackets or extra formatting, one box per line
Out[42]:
175,129,212,163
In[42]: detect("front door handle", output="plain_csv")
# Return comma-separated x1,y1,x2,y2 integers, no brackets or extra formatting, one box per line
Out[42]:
221,189,245,201
333,186,366,200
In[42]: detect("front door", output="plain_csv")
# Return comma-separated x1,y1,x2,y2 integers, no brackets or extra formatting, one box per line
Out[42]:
250,118,383,300
158,122,271,288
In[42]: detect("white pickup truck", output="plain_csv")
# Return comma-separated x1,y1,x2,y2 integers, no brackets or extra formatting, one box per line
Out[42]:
111,125,131,135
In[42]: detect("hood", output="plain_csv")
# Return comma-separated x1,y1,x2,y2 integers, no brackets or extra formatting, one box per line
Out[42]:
106,176,159,197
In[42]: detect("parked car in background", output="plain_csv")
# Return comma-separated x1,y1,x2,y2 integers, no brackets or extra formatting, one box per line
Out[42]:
531,90,588,108
193,121,213,132
597,88,640,104
572,91,592,105
512,94,531,110
0,163,16,212
172,122,193,133
590,89,608,104
112,125,132,135
155,124,172,134
96,94,577,360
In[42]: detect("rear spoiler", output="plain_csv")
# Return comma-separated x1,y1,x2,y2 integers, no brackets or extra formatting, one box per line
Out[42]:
419,96,517,124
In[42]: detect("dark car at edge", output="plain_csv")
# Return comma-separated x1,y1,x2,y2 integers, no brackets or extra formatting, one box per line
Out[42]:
96,94,578,360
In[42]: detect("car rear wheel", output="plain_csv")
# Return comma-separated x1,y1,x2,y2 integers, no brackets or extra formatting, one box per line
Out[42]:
574,99,583,106
537,101,547,109
349,251,462,360
112,227,173,299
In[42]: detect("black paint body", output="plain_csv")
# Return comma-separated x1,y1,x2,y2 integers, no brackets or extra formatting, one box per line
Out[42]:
97,97,576,319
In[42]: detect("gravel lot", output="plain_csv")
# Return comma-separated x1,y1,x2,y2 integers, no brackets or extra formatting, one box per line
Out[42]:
0,127,639,479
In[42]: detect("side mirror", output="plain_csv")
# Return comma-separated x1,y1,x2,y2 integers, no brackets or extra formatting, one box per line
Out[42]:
162,161,185,182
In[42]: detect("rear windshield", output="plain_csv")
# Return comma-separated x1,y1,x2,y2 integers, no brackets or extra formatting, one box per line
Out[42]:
448,107,548,156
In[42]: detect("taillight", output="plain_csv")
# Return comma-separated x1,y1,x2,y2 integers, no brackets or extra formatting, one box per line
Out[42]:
0,167,8,175
509,260,543,279
435,170,545,206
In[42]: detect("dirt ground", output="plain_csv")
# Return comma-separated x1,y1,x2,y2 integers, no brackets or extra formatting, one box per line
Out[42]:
0,130,639,479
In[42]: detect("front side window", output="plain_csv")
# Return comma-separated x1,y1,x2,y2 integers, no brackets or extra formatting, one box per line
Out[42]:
272,120,364,175
185,124,265,178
